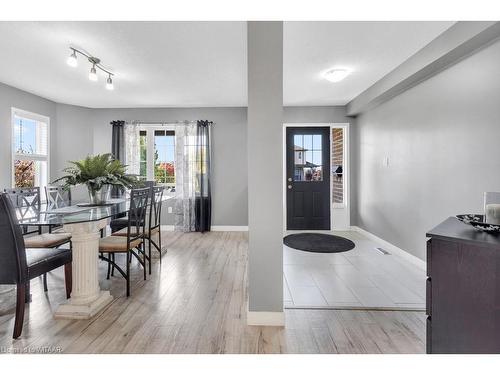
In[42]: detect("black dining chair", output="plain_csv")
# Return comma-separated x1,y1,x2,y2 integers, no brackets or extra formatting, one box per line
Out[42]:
0,193,72,339
45,185,72,234
98,188,150,296
109,181,155,233
112,185,165,274
3,187,42,236
45,185,71,209
3,187,72,292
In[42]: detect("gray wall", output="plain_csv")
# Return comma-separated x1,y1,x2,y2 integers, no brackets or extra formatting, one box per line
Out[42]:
284,106,350,123
54,103,94,200
0,82,57,189
247,21,283,313
91,107,248,226
354,38,500,260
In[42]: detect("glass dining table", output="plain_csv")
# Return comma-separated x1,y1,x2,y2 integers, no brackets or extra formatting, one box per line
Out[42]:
17,197,170,320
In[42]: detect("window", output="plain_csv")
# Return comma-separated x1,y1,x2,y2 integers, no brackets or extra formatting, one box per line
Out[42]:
11,108,49,191
293,134,323,181
136,126,176,192
154,130,175,185
332,127,344,205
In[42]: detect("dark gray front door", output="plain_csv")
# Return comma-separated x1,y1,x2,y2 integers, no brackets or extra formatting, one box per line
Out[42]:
286,127,330,230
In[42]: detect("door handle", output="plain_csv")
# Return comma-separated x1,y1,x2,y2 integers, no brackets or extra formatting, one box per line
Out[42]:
287,178,292,182
287,185,292,189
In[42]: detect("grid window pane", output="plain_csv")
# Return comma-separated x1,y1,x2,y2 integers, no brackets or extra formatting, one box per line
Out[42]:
14,159,47,188
303,135,313,150
312,150,322,166
139,130,147,181
154,131,175,185
14,116,47,155
294,134,303,149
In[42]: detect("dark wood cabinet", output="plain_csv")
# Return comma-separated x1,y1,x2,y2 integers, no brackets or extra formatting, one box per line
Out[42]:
426,217,500,353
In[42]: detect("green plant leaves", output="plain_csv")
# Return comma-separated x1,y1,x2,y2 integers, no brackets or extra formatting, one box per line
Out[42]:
52,153,138,191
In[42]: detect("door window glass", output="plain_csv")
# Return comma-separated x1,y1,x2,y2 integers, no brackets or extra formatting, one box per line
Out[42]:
293,134,323,181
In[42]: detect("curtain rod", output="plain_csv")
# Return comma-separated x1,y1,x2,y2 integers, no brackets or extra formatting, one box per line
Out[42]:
130,120,213,125
110,120,214,126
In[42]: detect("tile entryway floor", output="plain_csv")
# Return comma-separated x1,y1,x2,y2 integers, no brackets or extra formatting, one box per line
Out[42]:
283,231,426,310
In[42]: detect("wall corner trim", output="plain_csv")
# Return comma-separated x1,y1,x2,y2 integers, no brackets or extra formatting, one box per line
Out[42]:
350,226,426,271
247,310,285,326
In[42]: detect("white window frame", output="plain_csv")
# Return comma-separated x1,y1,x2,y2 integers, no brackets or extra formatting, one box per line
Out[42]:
11,107,50,192
137,124,176,189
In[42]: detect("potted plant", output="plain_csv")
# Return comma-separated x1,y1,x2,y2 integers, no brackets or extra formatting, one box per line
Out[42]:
53,153,137,205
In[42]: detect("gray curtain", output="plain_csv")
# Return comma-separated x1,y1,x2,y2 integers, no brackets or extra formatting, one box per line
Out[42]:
195,120,212,232
110,120,125,197
174,120,212,232
111,120,125,161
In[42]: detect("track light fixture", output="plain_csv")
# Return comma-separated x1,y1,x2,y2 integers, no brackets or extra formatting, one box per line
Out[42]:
67,47,115,90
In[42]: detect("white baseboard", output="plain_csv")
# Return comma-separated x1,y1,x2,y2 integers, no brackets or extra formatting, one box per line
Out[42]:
162,225,248,232
211,226,249,232
350,226,426,271
247,310,285,326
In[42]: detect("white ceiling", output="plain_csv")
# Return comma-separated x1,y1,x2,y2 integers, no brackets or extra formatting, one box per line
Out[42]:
284,21,455,106
0,21,454,108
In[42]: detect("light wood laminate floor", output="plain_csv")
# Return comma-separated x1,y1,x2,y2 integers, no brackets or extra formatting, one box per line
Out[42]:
0,230,425,353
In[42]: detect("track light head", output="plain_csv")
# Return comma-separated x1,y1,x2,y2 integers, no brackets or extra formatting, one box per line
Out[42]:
67,49,78,67
89,64,98,82
106,75,114,90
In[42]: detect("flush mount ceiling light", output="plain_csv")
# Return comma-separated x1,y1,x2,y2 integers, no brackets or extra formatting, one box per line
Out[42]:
66,47,115,90
323,68,351,83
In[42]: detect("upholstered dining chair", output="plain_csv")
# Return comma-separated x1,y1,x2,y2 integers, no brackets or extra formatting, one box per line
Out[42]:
3,187,72,292
112,185,164,274
0,193,72,339
98,187,150,297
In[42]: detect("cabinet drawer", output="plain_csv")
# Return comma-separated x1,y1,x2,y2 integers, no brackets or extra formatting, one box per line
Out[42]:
426,277,432,316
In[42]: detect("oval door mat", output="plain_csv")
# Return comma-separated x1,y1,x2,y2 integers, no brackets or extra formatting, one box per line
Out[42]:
283,233,355,253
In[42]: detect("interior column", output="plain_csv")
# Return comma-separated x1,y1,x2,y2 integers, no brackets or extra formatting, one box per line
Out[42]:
247,21,284,325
